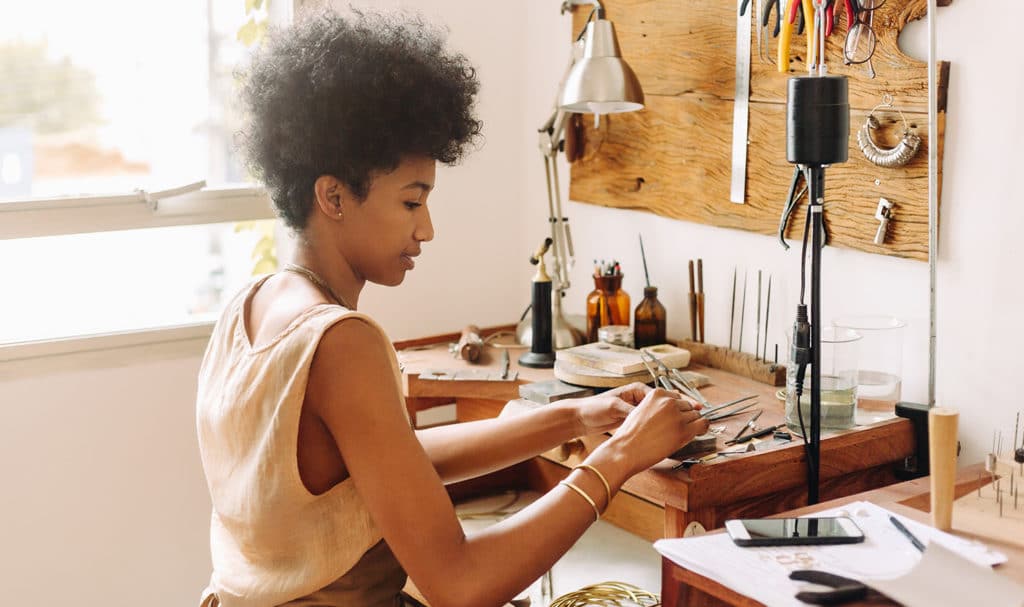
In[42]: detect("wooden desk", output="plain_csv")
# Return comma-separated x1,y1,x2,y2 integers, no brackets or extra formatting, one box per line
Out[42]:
661,463,1024,607
397,336,915,541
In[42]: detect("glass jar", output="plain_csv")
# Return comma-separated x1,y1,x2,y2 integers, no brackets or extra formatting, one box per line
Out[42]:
634,286,667,348
586,274,631,343
832,315,905,413
785,326,861,432
598,324,633,348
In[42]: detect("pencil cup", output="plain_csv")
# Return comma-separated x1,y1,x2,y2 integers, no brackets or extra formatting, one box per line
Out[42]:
928,407,959,531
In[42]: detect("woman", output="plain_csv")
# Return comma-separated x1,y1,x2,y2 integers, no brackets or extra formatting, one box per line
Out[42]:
196,9,708,607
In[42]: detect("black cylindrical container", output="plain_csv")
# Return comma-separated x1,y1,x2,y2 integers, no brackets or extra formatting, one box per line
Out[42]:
519,280,555,368
786,76,850,166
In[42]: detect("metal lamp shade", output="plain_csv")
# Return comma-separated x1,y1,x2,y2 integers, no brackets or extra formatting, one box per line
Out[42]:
559,19,644,114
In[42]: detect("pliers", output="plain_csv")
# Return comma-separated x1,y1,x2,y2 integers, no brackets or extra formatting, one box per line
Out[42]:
762,0,783,37
790,570,887,605
778,167,829,250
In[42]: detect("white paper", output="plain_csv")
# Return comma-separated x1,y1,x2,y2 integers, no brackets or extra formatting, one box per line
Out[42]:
870,542,1024,607
654,501,1012,607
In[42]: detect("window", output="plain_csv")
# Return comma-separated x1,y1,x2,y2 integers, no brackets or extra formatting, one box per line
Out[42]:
0,0,287,349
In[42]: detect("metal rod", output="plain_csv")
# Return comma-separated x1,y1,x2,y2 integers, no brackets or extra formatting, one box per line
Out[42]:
763,275,772,362
927,0,938,406
729,267,737,349
738,271,748,352
755,269,762,361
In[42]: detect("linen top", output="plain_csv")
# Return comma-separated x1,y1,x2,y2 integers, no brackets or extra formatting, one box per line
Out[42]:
196,275,406,607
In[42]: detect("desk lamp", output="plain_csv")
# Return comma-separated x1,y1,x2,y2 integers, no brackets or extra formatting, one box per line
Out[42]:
518,0,644,350
785,3,849,505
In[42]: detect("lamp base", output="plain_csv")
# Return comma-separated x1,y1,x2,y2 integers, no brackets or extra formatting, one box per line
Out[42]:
519,350,556,369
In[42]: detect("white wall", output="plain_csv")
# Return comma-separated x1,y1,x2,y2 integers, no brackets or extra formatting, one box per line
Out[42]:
0,2,1018,606
526,1,1023,466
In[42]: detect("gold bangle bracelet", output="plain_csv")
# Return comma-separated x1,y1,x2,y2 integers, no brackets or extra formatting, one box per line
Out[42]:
558,480,600,521
573,464,612,507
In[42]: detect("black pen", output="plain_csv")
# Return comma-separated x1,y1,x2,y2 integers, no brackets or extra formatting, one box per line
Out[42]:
725,423,783,445
889,515,926,552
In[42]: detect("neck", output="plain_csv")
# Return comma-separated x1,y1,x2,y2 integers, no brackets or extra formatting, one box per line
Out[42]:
288,244,364,311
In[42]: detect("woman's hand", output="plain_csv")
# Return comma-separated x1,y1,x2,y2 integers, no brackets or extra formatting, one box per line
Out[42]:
596,387,710,478
569,382,656,436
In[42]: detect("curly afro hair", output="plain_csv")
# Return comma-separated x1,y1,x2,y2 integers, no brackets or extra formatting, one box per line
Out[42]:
238,9,482,230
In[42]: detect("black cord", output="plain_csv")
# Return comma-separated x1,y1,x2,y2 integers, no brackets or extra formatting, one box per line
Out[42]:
799,169,812,305
575,7,600,41
793,167,815,491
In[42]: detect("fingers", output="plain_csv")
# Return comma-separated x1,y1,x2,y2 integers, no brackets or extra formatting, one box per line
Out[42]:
615,382,652,404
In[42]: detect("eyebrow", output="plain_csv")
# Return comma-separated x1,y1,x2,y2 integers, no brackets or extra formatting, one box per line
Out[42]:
402,181,434,193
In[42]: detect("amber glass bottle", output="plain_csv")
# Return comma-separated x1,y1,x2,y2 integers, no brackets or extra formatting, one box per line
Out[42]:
634,286,667,348
586,274,631,342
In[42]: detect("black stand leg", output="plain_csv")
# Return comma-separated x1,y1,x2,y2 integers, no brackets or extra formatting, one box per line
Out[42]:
808,166,825,505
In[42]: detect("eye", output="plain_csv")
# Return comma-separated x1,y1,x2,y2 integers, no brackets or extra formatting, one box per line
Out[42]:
404,201,422,210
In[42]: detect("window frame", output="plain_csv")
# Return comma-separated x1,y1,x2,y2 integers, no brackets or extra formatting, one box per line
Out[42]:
0,1,295,361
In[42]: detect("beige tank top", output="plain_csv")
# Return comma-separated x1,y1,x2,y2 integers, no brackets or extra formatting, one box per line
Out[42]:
196,275,408,607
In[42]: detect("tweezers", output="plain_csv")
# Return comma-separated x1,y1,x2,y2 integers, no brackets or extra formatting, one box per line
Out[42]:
699,394,759,419
704,399,760,421
639,355,677,392
639,349,710,407
638,350,763,422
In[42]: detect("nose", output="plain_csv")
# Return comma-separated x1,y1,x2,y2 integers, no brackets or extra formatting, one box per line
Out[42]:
415,207,434,243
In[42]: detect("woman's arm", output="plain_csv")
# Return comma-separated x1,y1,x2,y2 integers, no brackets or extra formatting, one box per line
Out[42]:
307,319,706,607
415,389,637,484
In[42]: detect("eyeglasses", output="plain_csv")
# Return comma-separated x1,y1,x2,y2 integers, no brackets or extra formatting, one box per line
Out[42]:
843,0,885,77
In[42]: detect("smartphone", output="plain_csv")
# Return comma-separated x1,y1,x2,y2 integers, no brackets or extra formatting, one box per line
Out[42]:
724,516,865,547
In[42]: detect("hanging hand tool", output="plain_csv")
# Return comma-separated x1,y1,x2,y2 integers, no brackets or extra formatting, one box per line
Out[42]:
777,0,796,71
762,0,783,37
801,0,816,69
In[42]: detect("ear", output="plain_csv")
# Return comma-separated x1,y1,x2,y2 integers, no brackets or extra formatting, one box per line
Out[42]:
312,175,349,220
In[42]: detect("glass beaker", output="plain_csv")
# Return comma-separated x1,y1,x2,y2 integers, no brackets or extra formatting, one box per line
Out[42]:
786,326,861,432
832,315,905,412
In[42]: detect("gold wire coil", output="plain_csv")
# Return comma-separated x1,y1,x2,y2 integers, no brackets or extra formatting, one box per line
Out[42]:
548,581,659,606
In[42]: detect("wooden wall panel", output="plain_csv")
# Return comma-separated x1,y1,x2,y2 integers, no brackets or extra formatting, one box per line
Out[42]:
568,0,949,261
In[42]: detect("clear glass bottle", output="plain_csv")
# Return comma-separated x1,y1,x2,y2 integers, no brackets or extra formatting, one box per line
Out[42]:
586,274,631,342
634,286,667,348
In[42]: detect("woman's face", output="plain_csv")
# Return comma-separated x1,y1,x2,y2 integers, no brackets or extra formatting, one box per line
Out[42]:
338,155,436,287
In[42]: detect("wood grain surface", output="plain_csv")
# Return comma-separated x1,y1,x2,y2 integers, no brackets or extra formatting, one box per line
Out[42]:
568,0,949,261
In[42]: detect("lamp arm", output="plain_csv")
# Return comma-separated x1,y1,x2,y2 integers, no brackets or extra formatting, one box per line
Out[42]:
561,0,604,19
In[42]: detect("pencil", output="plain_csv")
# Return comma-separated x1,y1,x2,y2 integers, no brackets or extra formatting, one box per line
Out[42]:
889,515,926,552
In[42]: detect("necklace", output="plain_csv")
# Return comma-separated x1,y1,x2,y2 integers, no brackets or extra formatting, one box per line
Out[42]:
280,263,353,310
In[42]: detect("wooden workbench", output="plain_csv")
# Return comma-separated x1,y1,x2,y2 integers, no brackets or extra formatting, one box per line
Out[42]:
396,331,915,541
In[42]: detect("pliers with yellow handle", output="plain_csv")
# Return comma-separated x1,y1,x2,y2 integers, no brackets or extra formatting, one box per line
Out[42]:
777,0,796,71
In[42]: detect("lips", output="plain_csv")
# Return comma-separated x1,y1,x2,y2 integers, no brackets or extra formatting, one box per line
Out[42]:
400,252,418,270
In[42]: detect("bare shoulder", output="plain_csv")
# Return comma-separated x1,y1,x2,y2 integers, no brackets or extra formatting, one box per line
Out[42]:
306,315,402,422
247,273,332,348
